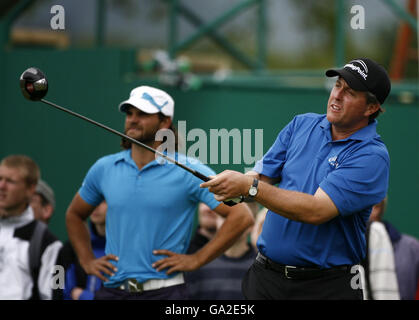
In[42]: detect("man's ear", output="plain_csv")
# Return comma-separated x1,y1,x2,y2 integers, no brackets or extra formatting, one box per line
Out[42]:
365,102,380,117
42,204,54,222
159,116,172,130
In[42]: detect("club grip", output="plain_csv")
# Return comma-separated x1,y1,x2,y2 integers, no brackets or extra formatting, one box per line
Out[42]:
194,171,242,206
223,197,243,207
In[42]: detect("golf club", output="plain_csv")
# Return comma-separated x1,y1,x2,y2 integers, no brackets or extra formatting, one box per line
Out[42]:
19,67,241,206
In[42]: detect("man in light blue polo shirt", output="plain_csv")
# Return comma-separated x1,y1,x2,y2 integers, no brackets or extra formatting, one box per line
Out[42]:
201,58,391,300
65,86,254,300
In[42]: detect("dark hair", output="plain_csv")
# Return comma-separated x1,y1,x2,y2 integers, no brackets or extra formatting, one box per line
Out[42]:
365,91,382,121
120,113,179,151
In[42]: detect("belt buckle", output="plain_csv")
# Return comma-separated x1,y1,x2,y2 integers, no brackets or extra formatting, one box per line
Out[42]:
284,265,297,279
123,279,144,293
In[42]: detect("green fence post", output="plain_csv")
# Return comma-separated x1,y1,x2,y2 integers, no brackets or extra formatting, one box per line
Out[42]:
335,0,345,67
0,0,35,98
0,0,34,46
168,0,178,59
96,0,106,47
174,0,257,53
175,2,258,69
257,0,267,70
382,0,418,32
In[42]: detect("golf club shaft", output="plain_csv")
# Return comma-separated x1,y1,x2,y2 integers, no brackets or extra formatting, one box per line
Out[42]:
40,98,210,181
39,99,242,205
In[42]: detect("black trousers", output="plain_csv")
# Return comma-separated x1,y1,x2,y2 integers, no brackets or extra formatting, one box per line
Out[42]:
242,260,364,300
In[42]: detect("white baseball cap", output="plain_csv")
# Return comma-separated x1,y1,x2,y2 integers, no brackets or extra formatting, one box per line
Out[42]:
118,86,175,119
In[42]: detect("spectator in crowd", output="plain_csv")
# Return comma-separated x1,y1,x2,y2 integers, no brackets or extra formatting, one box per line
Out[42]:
31,179,55,224
60,201,107,300
187,203,218,254
0,154,62,300
186,203,258,299
362,198,399,299
366,197,419,300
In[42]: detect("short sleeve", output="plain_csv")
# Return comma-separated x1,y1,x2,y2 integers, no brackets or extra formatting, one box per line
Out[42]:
319,153,389,216
78,159,105,206
253,118,295,178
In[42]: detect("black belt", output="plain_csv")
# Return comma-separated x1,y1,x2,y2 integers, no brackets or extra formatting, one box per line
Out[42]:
255,252,352,280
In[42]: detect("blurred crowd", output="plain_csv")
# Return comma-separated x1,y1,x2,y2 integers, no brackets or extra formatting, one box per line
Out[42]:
0,153,418,300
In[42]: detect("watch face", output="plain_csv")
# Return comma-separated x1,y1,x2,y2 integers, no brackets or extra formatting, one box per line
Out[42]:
249,187,257,196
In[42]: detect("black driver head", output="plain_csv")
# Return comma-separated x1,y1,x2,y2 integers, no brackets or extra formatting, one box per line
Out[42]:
19,67,48,101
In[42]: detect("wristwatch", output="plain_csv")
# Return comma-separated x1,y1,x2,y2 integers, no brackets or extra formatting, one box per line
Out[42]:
248,178,259,197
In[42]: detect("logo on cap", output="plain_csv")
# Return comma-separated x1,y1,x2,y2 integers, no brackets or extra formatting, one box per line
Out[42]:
141,92,168,111
344,59,369,80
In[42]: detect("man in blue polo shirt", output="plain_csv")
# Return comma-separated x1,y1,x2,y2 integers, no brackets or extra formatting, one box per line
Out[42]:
66,86,254,300
201,58,391,300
